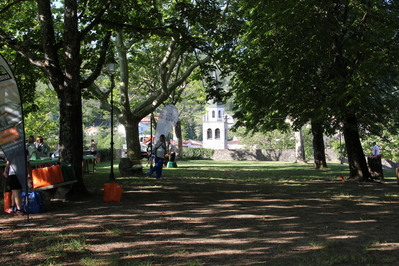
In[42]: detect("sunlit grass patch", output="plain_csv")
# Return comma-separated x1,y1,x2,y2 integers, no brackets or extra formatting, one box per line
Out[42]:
106,227,125,236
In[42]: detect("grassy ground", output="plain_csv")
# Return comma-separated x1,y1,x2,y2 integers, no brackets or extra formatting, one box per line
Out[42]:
87,159,397,186
1,160,399,266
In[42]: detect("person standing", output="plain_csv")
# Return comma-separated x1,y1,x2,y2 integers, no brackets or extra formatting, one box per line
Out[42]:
26,135,37,160
89,139,97,155
372,142,381,156
146,134,166,180
35,136,51,159
168,140,177,162
3,152,32,215
146,142,154,167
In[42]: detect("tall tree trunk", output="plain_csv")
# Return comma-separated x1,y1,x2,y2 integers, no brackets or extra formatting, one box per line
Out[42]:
342,115,371,181
59,0,87,195
295,129,306,162
58,88,87,194
125,117,142,162
116,31,143,165
311,120,328,169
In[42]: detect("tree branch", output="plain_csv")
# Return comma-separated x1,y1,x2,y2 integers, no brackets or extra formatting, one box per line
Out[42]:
79,0,112,39
80,31,112,89
160,38,177,92
0,29,44,67
0,0,32,15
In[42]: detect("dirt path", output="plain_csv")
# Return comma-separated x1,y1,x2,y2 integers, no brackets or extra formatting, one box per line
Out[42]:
1,178,399,265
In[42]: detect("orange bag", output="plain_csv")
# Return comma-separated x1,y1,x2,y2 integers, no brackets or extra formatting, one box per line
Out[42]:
32,165,64,188
47,164,64,184
3,192,12,212
103,184,123,202
32,167,52,188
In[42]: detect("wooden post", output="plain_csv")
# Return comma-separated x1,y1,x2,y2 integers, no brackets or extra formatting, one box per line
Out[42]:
396,168,399,184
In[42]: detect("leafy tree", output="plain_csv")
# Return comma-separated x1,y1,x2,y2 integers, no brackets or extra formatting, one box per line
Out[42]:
88,31,212,167
0,0,230,193
234,127,295,149
172,78,207,155
183,120,201,140
217,0,399,180
24,82,59,150
0,0,116,194
87,1,231,165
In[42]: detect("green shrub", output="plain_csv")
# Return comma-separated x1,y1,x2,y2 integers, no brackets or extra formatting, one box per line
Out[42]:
98,148,113,161
331,139,347,162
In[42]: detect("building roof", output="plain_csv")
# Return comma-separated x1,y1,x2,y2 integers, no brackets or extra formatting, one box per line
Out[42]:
206,102,224,108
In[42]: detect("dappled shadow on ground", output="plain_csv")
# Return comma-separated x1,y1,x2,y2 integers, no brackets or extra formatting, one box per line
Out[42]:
1,177,399,265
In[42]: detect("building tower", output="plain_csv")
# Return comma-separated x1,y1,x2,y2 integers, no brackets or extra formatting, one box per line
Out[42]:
202,102,228,149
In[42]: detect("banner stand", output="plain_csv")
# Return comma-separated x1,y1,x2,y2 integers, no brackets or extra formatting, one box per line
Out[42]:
0,54,35,226
155,104,179,142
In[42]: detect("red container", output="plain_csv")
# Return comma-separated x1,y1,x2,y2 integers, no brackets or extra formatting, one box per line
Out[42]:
103,184,122,202
3,192,12,212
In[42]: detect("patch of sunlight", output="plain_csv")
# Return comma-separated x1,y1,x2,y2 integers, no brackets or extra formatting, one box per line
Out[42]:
343,219,377,224
356,202,382,206
327,235,358,240
367,242,399,251
262,215,299,221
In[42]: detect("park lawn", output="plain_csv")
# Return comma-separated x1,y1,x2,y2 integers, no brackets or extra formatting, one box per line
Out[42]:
89,159,397,185
1,160,399,266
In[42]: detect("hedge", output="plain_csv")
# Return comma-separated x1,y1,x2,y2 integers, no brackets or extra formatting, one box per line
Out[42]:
180,148,214,160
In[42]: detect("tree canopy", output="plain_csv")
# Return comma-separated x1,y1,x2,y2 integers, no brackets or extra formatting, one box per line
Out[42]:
0,0,231,193
216,0,399,179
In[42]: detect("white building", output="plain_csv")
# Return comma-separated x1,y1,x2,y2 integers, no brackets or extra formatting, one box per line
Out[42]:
202,102,229,149
183,140,203,148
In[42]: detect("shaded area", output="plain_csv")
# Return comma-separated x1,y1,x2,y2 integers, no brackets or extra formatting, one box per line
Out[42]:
1,167,399,265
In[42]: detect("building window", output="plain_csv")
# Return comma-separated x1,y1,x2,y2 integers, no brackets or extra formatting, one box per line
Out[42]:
218,110,222,119
207,128,212,139
215,128,220,139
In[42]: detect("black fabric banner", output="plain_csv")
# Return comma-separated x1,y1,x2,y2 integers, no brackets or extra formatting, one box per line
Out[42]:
0,54,27,192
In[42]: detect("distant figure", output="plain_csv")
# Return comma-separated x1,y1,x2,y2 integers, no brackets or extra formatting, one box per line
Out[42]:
35,136,51,159
26,135,37,160
146,142,154,167
90,139,97,155
369,141,383,180
169,141,177,162
372,142,381,156
146,134,166,180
